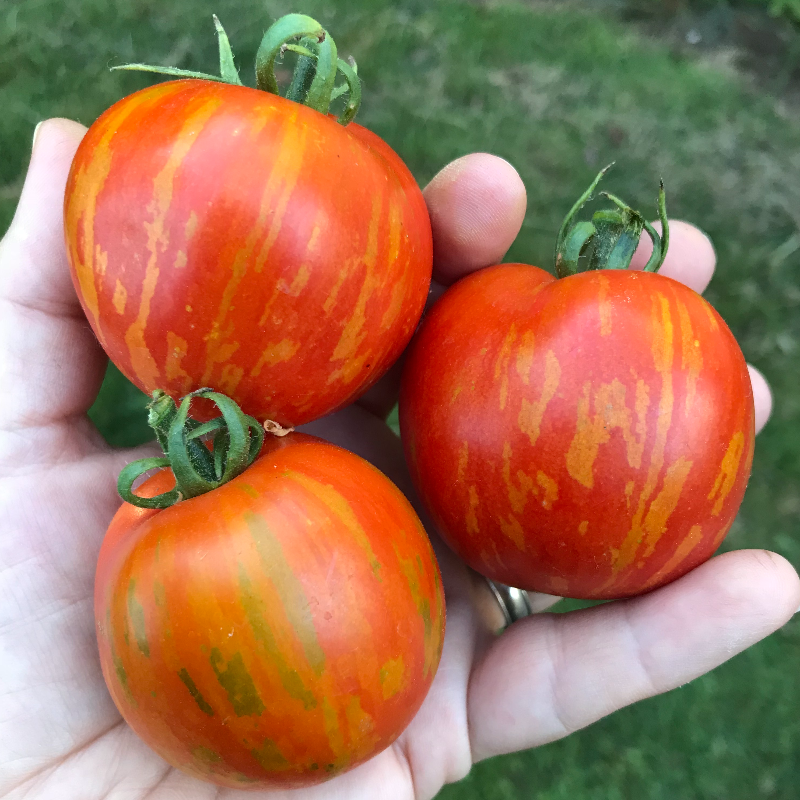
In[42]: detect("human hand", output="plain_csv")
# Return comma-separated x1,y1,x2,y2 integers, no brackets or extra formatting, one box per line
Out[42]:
1,119,797,800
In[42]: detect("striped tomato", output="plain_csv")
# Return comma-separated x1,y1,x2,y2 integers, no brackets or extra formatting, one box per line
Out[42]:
96,432,445,789
64,15,432,426
399,175,755,599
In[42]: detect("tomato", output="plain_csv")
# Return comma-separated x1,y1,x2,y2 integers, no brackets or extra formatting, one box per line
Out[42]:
399,263,754,599
95,432,445,788
64,76,432,425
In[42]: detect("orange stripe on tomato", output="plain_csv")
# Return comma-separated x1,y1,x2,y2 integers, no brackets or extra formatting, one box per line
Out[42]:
515,330,536,385
164,331,192,394
517,350,561,447
502,441,534,515
112,279,127,314
640,523,703,591
565,378,647,489
65,96,143,340
327,192,384,384
498,514,526,550
250,339,301,379
280,470,381,578
465,486,480,536
707,431,746,516
202,105,304,383
640,456,694,558
493,324,517,411
125,96,223,388
677,299,703,416
611,292,675,576
378,200,408,332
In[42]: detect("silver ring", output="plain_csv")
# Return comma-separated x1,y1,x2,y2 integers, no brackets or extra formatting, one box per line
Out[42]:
485,578,534,627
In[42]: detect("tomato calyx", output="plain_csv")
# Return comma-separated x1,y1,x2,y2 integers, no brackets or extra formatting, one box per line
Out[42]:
117,389,267,509
554,165,670,278
111,13,362,125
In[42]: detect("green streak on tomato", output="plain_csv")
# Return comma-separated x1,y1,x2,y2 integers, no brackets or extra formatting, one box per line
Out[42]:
110,640,137,707
193,746,222,764
237,564,318,710
209,649,265,717
127,579,150,657
391,543,439,677
251,737,289,772
244,510,326,675
238,483,260,500
114,654,129,693
178,668,215,716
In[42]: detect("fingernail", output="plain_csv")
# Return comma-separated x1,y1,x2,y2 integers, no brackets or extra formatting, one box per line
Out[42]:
795,603,800,615
32,121,44,151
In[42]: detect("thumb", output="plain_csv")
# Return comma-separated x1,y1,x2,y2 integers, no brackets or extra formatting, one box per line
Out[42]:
0,118,108,436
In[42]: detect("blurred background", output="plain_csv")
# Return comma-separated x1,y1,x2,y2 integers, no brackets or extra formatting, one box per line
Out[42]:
3,0,800,796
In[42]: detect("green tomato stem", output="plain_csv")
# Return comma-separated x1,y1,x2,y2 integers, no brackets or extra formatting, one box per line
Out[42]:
555,165,611,278
302,28,337,114
554,166,670,277
285,37,321,103
118,389,266,510
112,13,363,125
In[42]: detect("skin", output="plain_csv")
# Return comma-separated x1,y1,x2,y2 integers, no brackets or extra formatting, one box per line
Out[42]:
0,121,797,800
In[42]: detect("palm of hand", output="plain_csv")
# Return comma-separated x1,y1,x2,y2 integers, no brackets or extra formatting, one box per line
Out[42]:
1,120,797,800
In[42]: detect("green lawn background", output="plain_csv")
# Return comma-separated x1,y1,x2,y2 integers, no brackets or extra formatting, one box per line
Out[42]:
3,0,800,796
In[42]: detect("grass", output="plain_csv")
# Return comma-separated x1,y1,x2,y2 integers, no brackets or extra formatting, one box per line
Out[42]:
3,0,800,796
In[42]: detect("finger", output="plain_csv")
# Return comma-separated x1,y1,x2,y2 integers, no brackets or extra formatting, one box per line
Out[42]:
424,153,527,286
630,220,716,294
0,118,102,431
467,549,800,760
749,364,772,434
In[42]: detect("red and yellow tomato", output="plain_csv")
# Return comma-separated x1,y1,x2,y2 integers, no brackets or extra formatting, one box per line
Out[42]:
400,264,754,599
95,433,445,788
65,79,432,425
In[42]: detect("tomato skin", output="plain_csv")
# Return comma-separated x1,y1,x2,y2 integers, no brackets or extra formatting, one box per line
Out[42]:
399,264,755,599
95,434,445,788
65,79,432,426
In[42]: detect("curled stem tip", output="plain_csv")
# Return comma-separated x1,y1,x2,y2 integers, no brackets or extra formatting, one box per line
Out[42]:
118,389,267,510
254,13,361,121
